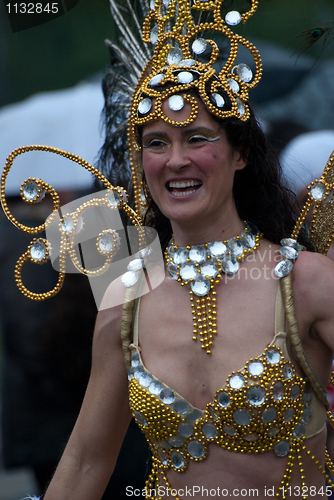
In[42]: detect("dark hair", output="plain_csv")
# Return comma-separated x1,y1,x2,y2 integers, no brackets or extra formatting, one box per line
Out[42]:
143,108,312,251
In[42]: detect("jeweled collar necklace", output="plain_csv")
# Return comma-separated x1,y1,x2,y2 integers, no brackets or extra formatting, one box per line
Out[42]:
164,222,262,354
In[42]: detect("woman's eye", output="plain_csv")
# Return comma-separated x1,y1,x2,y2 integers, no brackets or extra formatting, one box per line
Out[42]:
143,139,169,149
189,135,208,143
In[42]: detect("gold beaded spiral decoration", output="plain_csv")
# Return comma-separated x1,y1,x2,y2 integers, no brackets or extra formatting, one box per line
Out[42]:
0,145,144,300
290,149,334,255
128,0,263,215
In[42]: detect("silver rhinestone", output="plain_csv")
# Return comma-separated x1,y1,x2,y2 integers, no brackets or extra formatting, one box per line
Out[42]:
149,74,164,86
310,182,326,201
173,399,189,415
192,38,207,55
284,408,294,423
168,435,184,447
160,388,176,404
273,382,284,401
200,263,218,279
266,348,281,364
222,256,239,275
208,241,227,258
248,361,264,377
217,391,230,408
229,374,244,389
236,98,245,116
168,95,184,111
243,434,259,442
189,245,206,263
290,385,300,401
268,427,280,438
202,423,218,439
247,386,266,406
261,407,277,424
233,409,252,426
138,98,152,115
225,10,242,26
177,71,194,84
283,363,294,380
186,408,202,423
23,180,40,201
158,449,168,466
178,422,194,438
280,246,298,260
301,408,312,425
127,259,143,272
293,423,305,439
150,25,159,44
167,48,183,65
212,93,225,108
171,451,185,469
280,238,302,251
61,216,75,233
187,440,205,459
223,425,237,436
98,232,116,254
178,58,196,67
236,63,253,83
131,352,140,367
275,259,293,278
121,271,139,288
190,277,211,296
133,410,148,427
30,240,48,261
227,78,240,92
149,380,163,396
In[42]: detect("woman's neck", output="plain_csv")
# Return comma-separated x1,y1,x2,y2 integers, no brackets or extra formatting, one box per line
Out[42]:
170,210,245,247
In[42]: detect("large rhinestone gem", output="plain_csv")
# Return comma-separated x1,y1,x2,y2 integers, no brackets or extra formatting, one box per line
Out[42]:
261,407,277,424
280,238,302,251
248,361,264,377
131,351,140,367
139,372,153,388
121,271,139,288
107,190,120,207
243,434,259,442
98,232,116,254
186,408,202,423
160,388,176,404
202,423,218,439
149,380,163,396
149,74,165,86
208,241,226,257
229,374,245,389
169,435,184,447
158,449,168,466
280,246,298,260
293,423,305,439
173,248,188,265
61,216,75,233
167,48,183,65
273,382,284,401
138,98,152,115
212,93,225,108
150,25,159,44
241,232,256,248
247,386,266,406
268,427,280,438
217,391,230,408
192,38,207,54
274,440,290,457
133,410,148,427
282,363,294,380
178,422,194,438
227,239,244,258
284,408,294,423
30,240,48,261
173,399,189,415
180,264,198,281
128,367,135,380
236,98,245,117
178,58,196,67
222,257,239,275
223,425,237,436
236,64,253,83
188,440,205,459
233,409,252,426
189,245,206,263
171,451,185,469
23,180,40,201
167,260,179,280
177,71,194,84
200,263,218,279
168,95,184,111
290,385,300,401
310,182,326,201
127,259,143,272
225,10,242,26
227,78,240,93
191,278,211,296
275,260,293,278
266,348,281,364
134,365,144,380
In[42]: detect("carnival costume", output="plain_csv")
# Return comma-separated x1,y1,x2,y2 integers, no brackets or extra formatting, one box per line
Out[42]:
1,0,334,498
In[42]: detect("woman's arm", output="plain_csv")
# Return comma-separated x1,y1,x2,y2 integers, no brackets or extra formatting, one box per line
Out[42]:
44,300,132,500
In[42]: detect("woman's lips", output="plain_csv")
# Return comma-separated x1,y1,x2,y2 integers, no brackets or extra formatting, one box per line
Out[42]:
167,180,202,197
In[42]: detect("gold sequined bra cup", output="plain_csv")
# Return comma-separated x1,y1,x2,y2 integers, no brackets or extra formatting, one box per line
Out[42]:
126,281,329,498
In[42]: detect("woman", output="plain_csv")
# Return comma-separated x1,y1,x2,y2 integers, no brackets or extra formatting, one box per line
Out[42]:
41,85,334,498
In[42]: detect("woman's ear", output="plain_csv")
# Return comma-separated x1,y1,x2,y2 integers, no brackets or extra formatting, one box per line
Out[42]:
233,147,248,171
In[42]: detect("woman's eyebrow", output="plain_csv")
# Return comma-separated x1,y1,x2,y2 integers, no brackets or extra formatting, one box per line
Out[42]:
182,127,219,137
142,131,169,141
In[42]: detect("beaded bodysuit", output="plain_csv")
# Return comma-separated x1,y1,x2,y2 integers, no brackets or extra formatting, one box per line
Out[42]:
127,282,329,497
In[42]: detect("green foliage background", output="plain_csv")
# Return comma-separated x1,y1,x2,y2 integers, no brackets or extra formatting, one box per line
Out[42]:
0,0,333,107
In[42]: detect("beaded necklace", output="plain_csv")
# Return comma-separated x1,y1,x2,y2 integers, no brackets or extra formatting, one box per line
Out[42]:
164,222,262,354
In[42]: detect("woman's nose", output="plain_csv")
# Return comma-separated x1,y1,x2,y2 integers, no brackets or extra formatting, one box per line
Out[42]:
165,143,190,171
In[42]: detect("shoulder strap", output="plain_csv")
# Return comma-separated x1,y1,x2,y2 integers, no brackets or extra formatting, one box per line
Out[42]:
274,281,285,334
280,273,329,410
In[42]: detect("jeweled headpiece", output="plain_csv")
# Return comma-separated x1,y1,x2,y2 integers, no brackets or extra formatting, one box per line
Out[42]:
128,0,263,215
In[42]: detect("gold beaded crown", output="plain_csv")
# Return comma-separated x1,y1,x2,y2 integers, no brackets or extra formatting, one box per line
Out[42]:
128,0,263,214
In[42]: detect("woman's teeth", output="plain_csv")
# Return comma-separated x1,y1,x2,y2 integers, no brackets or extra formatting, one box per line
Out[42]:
168,180,202,197
169,180,201,188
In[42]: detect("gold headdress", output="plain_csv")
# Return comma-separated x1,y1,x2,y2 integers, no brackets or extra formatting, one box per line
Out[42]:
127,0,263,215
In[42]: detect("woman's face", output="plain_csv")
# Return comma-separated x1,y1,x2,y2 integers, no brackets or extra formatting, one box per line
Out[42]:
142,99,246,228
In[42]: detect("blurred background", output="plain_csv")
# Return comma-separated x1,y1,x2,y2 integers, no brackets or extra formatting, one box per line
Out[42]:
0,0,334,498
